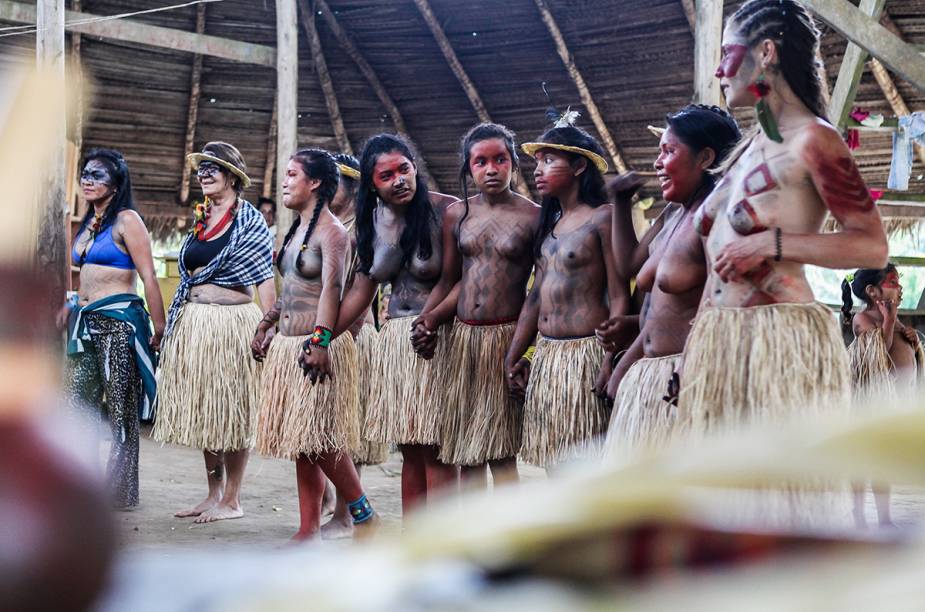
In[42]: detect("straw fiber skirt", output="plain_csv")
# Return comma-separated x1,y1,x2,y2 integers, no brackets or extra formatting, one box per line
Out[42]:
438,320,521,466
255,333,359,460
520,335,608,467
153,302,262,451
353,324,389,465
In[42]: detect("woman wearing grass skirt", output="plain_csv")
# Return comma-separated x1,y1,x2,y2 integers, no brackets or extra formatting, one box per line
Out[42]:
252,148,378,541
505,114,626,468
675,0,887,434
599,105,740,456
153,142,276,523
334,133,459,518
412,123,540,488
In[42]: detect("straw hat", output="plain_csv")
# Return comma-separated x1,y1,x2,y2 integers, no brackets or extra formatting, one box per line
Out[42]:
187,151,251,189
336,163,360,180
520,142,609,174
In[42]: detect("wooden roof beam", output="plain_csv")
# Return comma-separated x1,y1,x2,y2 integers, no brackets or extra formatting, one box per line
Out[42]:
410,0,532,197
0,0,275,67
299,0,351,155
313,0,441,191
532,0,628,174
826,0,886,127
178,2,206,205
804,0,925,95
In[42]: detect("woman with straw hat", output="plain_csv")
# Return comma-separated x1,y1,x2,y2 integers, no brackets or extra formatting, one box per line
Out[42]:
153,141,276,523
505,114,626,468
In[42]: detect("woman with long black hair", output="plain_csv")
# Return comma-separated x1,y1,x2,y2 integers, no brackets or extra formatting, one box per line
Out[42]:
505,117,625,468
64,148,165,509
253,148,378,541
333,133,459,519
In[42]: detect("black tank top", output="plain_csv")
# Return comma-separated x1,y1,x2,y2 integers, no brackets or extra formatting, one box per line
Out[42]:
183,219,235,271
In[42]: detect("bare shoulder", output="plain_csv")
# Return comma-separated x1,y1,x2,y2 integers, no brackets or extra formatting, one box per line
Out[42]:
444,198,466,223
852,309,878,335
794,119,845,162
591,203,614,225
115,209,148,236
318,215,349,246
428,191,459,214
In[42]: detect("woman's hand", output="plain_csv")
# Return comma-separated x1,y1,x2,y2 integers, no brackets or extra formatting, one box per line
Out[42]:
149,329,163,352
55,303,71,332
251,325,276,362
608,171,646,205
713,230,774,283
593,358,613,401
298,345,332,385
410,316,439,358
901,326,920,348
877,298,898,323
605,367,622,402
506,358,531,402
595,315,635,352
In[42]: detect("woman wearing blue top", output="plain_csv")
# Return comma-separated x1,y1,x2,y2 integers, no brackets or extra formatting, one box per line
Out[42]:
63,148,166,509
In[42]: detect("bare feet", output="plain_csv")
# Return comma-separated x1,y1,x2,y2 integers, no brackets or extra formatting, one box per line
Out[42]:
289,529,319,544
352,512,381,541
193,502,244,524
175,494,221,518
320,515,353,540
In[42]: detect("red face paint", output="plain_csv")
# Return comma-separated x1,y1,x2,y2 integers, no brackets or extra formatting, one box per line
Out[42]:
715,44,748,78
372,151,417,206
881,271,900,290
533,149,576,197
469,138,512,194
654,127,702,204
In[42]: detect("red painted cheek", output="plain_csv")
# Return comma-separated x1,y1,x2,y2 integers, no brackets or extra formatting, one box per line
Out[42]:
716,44,747,78
537,166,573,194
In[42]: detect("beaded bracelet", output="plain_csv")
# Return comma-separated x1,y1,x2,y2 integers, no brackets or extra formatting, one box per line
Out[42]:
303,325,333,351
521,345,536,363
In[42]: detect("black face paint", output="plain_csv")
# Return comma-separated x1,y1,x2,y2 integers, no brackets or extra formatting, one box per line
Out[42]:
197,161,224,179
80,161,113,186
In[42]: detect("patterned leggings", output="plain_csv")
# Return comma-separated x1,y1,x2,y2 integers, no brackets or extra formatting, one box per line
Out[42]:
65,314,141,508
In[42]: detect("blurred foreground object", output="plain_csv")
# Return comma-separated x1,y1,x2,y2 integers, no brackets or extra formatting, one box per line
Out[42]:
0,67,114,612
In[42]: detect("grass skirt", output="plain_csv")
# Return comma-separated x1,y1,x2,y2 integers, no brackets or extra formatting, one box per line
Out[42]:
255,333,359,460
678,302,851,434
520,335,608,467
363,316,450,446
353,324,389,465
605,353,681,456
438,321,521,466
848,329,896,410
153,302,262,451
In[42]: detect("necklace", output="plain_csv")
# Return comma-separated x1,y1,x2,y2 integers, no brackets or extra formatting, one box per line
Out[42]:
193,198,237,241
77,209,106,266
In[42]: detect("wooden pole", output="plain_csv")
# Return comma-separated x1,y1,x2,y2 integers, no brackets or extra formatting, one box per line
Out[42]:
262,93,278,199
68,0,84,220
693,0,724,106
313,0,441,191
532,0,628,174
827,0,886,126
299,0,351,155
410,0,531,197
179,2,206,204
35,0,67,306
276,0,298,243
680,0,695,31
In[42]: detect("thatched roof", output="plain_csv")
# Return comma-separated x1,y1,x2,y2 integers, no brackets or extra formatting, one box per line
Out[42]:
2,0,924,222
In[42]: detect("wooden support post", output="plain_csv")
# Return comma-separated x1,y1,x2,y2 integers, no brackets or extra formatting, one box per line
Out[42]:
827,0,886,127
314,0,441,191
532,0,628,174
693,0,724,106
35,0,67,304
68,0,83,220
411,0,531,196
276,0,298,242
299,0,351,155
804,0,925,96
262,93,278,199
680,0,695,31
0,0,276,66
178,3,206,204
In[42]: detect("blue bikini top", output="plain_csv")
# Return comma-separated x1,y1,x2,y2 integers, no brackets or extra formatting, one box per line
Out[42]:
71,224,135,270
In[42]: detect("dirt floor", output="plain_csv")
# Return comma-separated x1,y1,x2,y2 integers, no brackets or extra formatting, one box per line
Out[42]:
115,429,547,551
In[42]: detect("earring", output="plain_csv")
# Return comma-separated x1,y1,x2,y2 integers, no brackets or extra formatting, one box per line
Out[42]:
748,73,783,143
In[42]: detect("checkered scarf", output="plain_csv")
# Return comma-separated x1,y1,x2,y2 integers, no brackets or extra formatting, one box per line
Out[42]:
164,200,273,338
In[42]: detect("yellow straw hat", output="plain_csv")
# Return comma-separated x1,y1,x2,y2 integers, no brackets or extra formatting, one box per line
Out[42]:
336,163,360,180
520,142,609,174
187,152,251,189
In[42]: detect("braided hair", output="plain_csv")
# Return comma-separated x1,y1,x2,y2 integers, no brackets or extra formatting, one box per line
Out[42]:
730,0,828,121
276,148,340,272
531,125,608,259
355,134,436,275
457,122,519,231
841,264,898,332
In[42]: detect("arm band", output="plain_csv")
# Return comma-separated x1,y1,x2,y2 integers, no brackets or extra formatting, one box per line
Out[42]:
521,346,536,363
303,325,333,351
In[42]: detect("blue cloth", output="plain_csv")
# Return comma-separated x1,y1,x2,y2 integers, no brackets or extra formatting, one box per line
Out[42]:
71,224,136,269
164,200,274,337
888,112,925,191
67,293,158,421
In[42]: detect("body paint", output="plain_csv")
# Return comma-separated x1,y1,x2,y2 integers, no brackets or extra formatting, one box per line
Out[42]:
806,146,875,216
716,44,748,78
